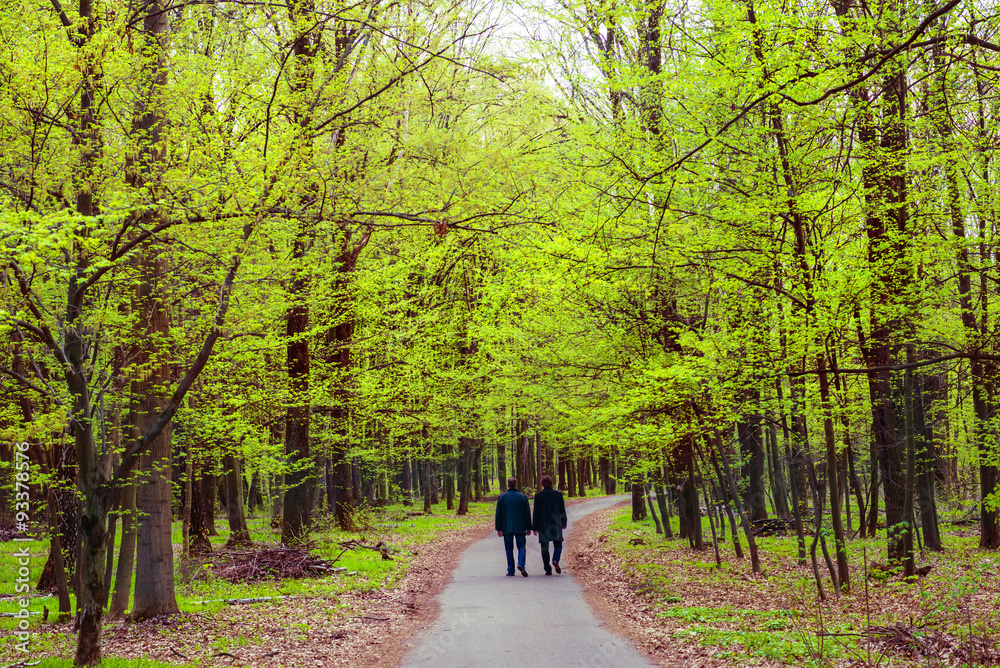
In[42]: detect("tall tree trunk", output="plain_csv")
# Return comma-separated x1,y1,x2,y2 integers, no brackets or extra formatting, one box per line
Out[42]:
916,372,943,551
131,252,177,620
567,456,577,498
108,480,136,619
401,458,412,506
683,456,703,551
444,440,456,510
818,352,850,592
712,433,757,571
645,484,662,534
282,258,312,543
189,465,211,555
473,443,484,500
497,439,506,491
767,420,790,519
738,414,768,522
202,460,217,536
422,458,433,513
224,454,251,545
631,481,647,521
457,438,471,516
182,442,192,556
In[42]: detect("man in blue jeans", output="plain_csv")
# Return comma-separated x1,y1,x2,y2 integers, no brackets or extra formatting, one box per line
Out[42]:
495,476,532,576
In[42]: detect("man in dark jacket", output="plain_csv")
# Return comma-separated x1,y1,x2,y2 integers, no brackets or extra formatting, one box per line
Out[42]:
532,475,567,575
495,476,532,576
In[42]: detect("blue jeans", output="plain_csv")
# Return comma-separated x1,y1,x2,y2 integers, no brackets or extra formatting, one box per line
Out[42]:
502,533,526,574
540,540,563,573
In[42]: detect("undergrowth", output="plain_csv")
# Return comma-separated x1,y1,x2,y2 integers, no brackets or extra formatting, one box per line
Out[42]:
599,506,1000,667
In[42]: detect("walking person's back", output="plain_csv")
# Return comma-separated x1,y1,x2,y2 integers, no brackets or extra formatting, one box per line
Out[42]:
532,475,567,575
495,477,532,576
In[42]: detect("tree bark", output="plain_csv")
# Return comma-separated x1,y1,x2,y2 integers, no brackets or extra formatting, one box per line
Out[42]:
131,252,178,620
818,352,850,592
631,482,647,521
225,454,251,545
738,414,768,522
108,480,136,619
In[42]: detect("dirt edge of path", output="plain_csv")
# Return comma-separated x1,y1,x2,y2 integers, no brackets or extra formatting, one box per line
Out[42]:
375,494,610,666
567,501,731,668
351,515,495,668
566,499,665,667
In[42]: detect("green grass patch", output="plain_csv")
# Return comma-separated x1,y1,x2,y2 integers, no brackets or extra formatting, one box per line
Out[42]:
1,498,496,664
30,658,200,668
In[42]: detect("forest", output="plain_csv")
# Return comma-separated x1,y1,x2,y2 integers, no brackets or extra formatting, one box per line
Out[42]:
2,0,1000,664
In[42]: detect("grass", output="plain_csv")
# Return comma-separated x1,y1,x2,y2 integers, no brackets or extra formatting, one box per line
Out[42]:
30,659,201,668
0,498,495,663
596,505,1000,667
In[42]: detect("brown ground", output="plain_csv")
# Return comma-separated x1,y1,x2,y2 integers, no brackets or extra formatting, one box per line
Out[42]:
18,515,495,667
568,502,1000,668
569,499,733,668
25,496,994,667
14,496,603,667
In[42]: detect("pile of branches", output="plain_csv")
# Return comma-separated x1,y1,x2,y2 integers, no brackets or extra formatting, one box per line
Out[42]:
0,518,19,542
751,517,808,537
337,539,392,561
864,624,1000,665
214,544,335,584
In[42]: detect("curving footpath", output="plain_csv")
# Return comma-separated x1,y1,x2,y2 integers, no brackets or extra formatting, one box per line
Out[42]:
399,495,655,668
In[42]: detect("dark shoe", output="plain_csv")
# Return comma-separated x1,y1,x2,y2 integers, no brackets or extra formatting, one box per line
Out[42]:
506,572,515,577
518,566,528,577
545,570,552,576
553,561,561,574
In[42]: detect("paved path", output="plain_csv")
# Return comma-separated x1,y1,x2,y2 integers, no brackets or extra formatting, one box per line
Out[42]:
400,495,655,668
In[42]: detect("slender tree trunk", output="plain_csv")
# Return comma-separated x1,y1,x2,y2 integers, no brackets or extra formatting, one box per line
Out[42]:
818,353,850,592
182,442,192,556
445,440,455,510
282,265,312,542
768,420,790,518
631,482,646,521
497,440,506,491
108,481,136,619
202,461,217,536
645,484,662,534
224,454,251,545
712,433,758,572
738,413,768,522
401,458,412,506
916,372,943,551
189,465,211,554
457,438,471,516
567,456,577,498
655,482,672,538
423,459,433,513
684,457,703,551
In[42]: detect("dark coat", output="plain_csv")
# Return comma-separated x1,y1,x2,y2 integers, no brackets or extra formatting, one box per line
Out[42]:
495,489,532,535
532,487,567,543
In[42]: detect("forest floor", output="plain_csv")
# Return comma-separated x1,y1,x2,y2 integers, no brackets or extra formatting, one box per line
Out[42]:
0,499,502,667
4,495,999,668
570,501,1000,668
